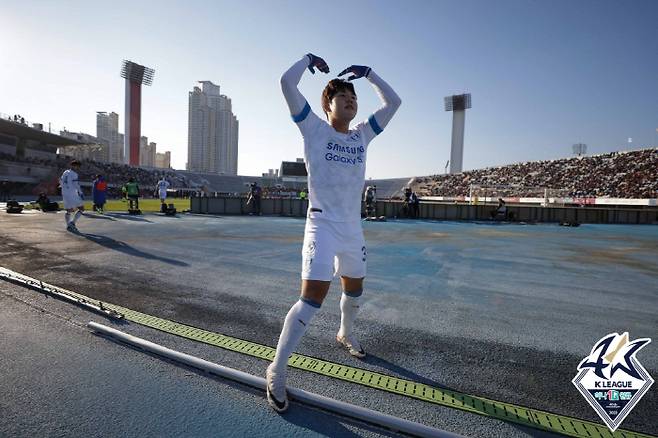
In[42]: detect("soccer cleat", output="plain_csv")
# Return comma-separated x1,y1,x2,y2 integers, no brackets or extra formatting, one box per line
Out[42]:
336,333,366,358
265,363,289,413
68,223,79,233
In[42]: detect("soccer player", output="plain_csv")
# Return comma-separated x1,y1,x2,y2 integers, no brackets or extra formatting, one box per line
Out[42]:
92,174,107,214
125,177,140,213
266,53,401,412
157,176,170,208
60,160,85,232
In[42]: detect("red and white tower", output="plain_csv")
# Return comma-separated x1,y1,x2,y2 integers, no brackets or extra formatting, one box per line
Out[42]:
120,60,155,166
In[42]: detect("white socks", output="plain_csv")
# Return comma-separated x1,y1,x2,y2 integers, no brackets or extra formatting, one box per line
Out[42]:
271,291,363,372
72,210,82,224
338,290,362,338
271,298,320,372
64,212,71,225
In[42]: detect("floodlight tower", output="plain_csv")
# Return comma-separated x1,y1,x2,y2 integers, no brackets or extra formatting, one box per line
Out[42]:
444,93,471,174
120,60,155,166
572,143,587,157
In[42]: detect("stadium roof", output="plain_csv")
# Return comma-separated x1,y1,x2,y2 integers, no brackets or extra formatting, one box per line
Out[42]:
0,119,83,148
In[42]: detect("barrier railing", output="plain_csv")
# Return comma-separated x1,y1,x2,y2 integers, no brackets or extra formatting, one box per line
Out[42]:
191,197,658,225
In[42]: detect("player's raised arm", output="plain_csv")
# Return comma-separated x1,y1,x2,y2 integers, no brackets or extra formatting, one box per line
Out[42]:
280,53,329,120
338,65,401,135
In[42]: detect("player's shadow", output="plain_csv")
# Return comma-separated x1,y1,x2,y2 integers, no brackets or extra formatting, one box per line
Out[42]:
82,213,117,221
80,233,189,266
104,212,153,223
364,353,461,393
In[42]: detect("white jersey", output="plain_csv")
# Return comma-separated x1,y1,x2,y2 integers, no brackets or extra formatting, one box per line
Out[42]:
297,113,376,221
158,179,169,199
60,169,80,196
60,169,83,209
281,56,401,222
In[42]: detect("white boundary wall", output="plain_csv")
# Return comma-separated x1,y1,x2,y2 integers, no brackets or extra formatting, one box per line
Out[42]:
422,196,657,207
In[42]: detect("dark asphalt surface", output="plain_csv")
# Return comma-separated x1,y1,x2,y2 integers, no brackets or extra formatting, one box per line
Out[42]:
1,210,656,437
0,284,403,438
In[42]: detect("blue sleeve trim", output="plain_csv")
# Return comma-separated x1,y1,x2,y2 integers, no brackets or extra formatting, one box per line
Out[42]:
368,114,383,135
292,102,311,123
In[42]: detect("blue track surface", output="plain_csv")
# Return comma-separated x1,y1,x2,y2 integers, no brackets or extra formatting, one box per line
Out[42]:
1,212,656,437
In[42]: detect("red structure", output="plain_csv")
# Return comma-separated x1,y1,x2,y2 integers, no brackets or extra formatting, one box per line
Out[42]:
121,61,154,166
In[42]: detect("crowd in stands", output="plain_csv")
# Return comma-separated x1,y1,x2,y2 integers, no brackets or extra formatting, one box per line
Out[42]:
192,186,306,199
73,160,189,190
1,152,192,194
0,152,193,197
1,152,307,199
0,151,64,167
413,148,658,199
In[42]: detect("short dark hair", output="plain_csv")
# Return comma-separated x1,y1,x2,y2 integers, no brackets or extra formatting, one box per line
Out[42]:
70,159,81,167
321,79,356,116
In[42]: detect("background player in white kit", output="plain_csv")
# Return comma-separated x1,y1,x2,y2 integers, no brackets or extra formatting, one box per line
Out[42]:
266,53,401,412
60,160,85,233
157,176,170,206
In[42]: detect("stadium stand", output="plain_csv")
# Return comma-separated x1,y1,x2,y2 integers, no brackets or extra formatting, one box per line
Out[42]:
412,148,658,199
1,148,656,202
0,153,306,198
366,177,415,199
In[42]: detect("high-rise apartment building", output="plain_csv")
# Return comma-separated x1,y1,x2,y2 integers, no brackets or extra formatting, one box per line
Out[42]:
146,142,157,167
187,81,238,174
155,151,171,169
139,136,156,167
96,111,123,163
59,131,108,162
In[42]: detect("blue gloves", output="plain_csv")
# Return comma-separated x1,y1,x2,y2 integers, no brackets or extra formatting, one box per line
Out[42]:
306,53,329,74
338,65,371,81
306,55,371,81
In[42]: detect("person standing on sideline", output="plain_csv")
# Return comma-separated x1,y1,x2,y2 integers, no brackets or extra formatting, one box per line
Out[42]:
157,176,170,210
60,160,85,232
410,190,420,219
364,186,375,217
92,174,107,214
247,182,262,215
266,52,401,412
125,177,140,212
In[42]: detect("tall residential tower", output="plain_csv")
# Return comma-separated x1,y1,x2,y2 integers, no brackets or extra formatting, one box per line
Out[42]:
96,111,122,163
187,81,238,174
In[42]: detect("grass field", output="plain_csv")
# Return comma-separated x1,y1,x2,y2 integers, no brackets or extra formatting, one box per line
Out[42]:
81,198,191,212
22,198,192,213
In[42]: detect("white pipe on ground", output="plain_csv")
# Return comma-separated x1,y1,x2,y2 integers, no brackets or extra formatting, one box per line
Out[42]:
88,322,462,438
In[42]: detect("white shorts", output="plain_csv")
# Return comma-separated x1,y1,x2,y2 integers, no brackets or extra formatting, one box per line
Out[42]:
62,192,83,210
159,190,167,200
301,218,367,281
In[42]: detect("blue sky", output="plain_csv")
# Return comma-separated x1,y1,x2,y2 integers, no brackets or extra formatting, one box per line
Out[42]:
1,0,657,178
